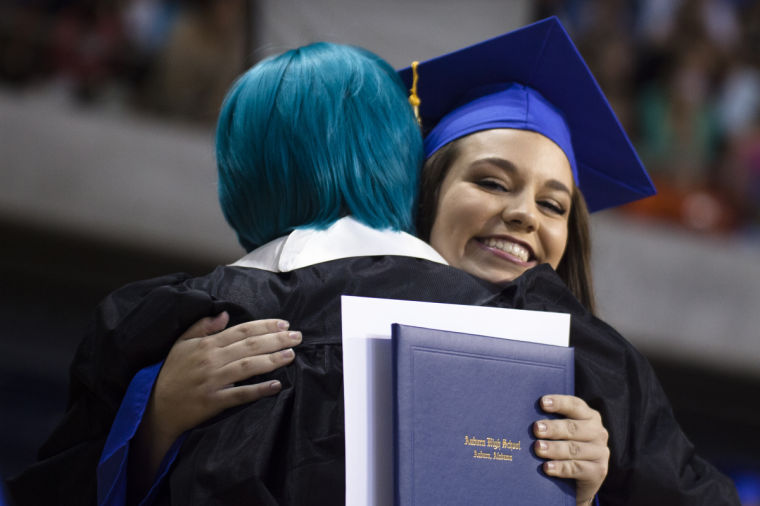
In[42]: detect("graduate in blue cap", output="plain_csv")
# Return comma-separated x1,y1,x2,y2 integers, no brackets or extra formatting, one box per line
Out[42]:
400,16,739,506
400,15,656,312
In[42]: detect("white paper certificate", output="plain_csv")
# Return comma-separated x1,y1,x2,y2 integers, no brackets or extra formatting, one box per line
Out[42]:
341,295,570,506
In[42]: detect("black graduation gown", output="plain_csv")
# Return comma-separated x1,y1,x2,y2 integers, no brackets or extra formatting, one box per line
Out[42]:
6,257,740,505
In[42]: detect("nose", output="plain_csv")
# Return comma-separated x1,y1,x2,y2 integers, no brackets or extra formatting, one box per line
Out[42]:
501,195,538,232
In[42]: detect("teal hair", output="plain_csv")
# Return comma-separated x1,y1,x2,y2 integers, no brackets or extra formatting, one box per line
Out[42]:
216,42,423,251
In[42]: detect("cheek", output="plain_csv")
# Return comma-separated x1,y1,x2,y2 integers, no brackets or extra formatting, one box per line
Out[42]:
544,225,569,268
429,187,483,256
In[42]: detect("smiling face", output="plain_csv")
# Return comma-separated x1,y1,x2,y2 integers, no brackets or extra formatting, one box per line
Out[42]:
428,128,574,285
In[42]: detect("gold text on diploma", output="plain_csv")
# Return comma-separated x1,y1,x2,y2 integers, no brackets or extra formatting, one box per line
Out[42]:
465,435,522,462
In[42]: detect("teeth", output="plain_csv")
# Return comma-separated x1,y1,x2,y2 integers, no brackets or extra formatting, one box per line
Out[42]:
482,238,530,262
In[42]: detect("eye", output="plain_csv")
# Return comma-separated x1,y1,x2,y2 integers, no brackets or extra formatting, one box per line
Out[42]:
475,179,509,192
538,200,567,215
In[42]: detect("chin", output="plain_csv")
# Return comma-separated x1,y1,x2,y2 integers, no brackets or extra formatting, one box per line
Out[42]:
471,266,524,286
452,257,527,286
491,275,521,287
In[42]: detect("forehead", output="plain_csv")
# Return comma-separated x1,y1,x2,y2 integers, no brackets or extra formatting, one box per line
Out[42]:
453,129,574,187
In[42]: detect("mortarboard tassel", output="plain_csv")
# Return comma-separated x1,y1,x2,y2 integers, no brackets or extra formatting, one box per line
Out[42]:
408,61,421,126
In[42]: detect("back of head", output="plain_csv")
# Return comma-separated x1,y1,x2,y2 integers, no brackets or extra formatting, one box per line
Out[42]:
216,42,423,251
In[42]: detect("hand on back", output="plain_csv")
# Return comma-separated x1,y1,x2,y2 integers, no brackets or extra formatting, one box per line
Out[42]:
150,311,301,441
130,312,300,500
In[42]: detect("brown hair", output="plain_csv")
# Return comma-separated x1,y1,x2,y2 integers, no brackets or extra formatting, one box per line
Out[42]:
556,189,595,314
416,138,596,314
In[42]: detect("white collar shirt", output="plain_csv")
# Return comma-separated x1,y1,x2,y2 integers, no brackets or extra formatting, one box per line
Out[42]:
230,216,447,272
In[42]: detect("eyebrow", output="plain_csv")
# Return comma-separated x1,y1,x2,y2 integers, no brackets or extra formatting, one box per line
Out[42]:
472,157,572,195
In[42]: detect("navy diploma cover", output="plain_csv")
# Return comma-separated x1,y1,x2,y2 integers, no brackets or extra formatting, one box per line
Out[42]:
392,323,575,505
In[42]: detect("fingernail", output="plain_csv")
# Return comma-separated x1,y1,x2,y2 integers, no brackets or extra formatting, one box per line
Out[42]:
537,422,547,433
538,441,547,451
542,396,553,408
269,380,282,391
546,461,555,470
277,320,290,330
281,348,295,359
289,331,302,342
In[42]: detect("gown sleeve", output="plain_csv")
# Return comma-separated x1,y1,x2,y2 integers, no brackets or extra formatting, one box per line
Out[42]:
584,330,742,506
5,272,225,506
513,266,741,506
97,361,187,506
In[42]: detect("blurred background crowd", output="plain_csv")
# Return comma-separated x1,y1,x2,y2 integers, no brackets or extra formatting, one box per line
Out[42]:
2,0,760,236
540,0,760,238
0,0,248,123
1,0,758,504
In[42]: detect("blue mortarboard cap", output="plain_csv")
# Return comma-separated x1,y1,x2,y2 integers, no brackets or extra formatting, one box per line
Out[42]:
398,16,656,212
423,82,579,182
